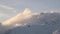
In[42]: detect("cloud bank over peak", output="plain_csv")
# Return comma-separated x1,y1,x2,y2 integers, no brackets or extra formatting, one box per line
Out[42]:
1,8,36,27
23,8,32,15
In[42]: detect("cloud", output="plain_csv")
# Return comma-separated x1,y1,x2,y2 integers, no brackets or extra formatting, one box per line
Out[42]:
0,8,33,32
0,4,19,17
0,4,14,10
1,8,39,29
22,8,32,15
2,8,33,27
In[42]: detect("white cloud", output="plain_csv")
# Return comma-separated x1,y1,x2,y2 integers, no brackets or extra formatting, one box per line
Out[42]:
23,8,32,15
0,8,33,32
0,4,14,10
0,4,19,17
1,8,40,29
2,8,33,27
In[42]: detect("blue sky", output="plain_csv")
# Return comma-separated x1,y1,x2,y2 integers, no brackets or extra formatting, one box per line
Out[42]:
0,0,60,22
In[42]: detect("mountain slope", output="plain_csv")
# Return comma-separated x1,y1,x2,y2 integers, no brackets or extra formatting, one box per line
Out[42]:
5,13,60,34
1,8,60,34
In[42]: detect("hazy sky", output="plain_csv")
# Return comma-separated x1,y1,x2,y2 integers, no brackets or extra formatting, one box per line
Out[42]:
0,0,60,22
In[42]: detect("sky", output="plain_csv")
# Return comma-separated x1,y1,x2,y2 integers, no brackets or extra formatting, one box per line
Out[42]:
0,0,60,22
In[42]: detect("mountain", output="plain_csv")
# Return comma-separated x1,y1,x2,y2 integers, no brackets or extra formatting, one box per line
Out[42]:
4,13,60,34
0,8,60,34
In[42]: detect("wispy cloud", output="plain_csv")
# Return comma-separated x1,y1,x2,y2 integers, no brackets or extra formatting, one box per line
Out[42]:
0,4,14,10
0,4,18,16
